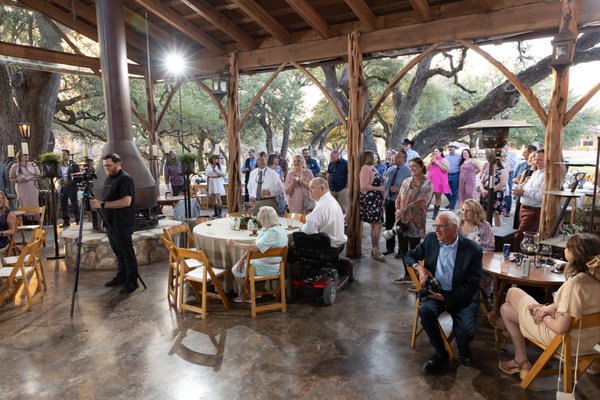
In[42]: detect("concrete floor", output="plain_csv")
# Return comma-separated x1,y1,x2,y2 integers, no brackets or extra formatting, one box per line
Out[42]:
1,213,599,400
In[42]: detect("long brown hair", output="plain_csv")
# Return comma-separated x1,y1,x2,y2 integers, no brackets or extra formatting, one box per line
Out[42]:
564,234,600,279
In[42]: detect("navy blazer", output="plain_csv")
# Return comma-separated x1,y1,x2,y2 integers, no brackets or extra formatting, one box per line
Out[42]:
404,232,483,311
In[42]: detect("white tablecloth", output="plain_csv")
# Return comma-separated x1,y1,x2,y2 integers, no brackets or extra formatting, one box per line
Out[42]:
192,217,303,291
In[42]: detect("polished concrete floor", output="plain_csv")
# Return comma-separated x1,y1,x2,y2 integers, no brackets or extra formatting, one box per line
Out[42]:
1,220,599,400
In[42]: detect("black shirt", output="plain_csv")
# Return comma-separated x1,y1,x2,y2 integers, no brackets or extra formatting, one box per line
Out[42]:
103,169,135,231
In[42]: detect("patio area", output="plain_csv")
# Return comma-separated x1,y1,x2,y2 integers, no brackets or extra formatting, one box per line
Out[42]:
1,215,599,399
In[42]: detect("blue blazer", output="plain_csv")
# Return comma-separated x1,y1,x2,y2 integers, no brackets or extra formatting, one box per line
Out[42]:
404,232,482,311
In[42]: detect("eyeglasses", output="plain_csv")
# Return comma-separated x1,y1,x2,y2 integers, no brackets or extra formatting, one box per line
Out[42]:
102,163,115,168
432,224,451,229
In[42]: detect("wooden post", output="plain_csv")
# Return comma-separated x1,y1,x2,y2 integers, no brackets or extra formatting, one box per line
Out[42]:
346,32,366,257
226,52,242,213
540,0,578,238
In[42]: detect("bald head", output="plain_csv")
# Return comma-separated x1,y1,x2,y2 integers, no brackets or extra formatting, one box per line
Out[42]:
309,177,329,201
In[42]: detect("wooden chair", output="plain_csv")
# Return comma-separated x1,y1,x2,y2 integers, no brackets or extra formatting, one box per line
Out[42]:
407,264,455,359
173,247,229,319
15,206,46,249
225,212,241,218
194,183,209,209
0,234,45,310
2,228,47,291
520,312,600,392
284,212,306,224
0,215,21,257
241,246,288,318
194,216,212,225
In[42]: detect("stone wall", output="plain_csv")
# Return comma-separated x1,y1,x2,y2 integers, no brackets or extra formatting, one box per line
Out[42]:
61,219,181,269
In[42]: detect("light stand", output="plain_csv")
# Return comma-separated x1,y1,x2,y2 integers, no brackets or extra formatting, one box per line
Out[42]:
46,176,64,260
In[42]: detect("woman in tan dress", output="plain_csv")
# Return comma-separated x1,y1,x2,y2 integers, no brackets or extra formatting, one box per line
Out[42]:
284,154,313,214
9,151,40,212
497,234,600,378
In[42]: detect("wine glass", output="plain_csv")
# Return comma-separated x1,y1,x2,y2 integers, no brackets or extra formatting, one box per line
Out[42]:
539,244,553,266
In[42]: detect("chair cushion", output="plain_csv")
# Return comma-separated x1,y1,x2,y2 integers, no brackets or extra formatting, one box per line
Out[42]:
184,259,204,269
17,225,40,231
0,266,34,277
185,266,226,281
1,255,31,266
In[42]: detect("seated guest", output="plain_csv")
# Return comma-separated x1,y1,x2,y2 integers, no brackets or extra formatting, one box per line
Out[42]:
496,234,600,378
226,206,288,302
302,177,347,249
405,211,483,374
0,191,16,252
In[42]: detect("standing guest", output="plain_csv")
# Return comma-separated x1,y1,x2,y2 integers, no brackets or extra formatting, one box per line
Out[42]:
59,149,81,227
359,150,386,261
374,153,386,175
479,153,508,227
206,155,226,217
503,144,519,214
402,139,420,161
164,151,184,196
383,150,411,256
444,143,462,210
90,153,138,295
512,145,538,229
302,148,320,177
276,150,288,177
327,150,348,214
9,151,40,213
268,153,287,216
284,154,314,214
247,152,284,216
405,211,483,373
392,157,433,282
427,147,451,219
226,206,288,302
0,191,17,252
241,147,257,202
512,150,545,251
458,149,481,205
384,148,397,170
496,234,600,379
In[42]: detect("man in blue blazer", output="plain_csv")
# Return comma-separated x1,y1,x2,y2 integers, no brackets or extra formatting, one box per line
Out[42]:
405,211,482,374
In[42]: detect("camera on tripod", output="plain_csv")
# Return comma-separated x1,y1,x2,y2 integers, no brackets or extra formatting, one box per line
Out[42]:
382,222,409,240
73,167,97,186
416,276,441,299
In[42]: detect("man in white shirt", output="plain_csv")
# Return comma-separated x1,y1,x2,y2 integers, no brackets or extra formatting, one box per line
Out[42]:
512,149,545,251
247,151,284,215
302,177,347,249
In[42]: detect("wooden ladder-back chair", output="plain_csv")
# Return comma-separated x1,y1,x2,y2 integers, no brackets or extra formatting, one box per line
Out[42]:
173,247,229,319
0,235,45,310
0,215,21,257
225,212,241,218
16,206,46,249
407,264,455,359
241,246,288,318
284,212,306,224
520,312,600,392
2,228,47,291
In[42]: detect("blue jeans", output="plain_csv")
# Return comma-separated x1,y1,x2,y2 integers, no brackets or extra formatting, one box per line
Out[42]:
445,173,459,209
419,297,479,360
504,171,515,214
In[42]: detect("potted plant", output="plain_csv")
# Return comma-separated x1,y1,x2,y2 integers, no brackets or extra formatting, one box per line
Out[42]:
179,153,198,175
38,152,61,179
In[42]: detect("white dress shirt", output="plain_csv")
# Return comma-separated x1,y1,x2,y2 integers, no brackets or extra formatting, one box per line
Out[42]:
521,168,544,207
247,167,284,199
302,191,347,248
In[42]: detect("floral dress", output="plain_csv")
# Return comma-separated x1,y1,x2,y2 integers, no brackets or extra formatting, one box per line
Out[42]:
232,226,288,278
480,167,507,216
359,168,384,224
460,222,495,298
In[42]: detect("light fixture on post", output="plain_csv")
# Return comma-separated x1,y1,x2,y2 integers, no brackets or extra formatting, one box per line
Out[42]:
211,74,228,101
18,122,31,155
459,119,534,224
550,30,576,75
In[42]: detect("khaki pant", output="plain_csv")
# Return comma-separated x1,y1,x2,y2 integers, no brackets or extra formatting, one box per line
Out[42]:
331,188,348,214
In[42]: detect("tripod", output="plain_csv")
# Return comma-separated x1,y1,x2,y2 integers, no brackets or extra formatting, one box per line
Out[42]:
70,182,147,317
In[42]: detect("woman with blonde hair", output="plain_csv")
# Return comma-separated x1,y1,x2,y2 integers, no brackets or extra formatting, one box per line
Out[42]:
206,154,226,217
359,150,386,261
284,154,313,214
496,234,600,378
0,191,17,252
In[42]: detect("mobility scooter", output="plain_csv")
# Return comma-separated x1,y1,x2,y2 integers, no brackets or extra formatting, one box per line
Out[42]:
288,232,354,305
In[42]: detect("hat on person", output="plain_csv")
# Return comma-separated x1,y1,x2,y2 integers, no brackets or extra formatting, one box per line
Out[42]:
402,138,415,146
448,142,460,149
248,147,256,153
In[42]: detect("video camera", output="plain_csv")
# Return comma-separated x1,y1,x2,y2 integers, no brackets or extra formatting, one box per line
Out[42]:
415,276,441,299
72,167,97,186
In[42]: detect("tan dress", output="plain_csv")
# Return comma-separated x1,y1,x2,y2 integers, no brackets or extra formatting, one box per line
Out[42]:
284,169,313,213
9,161,40,209
518,273,600,352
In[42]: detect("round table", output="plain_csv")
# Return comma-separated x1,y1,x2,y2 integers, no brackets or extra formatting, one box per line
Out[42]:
193,217,303,291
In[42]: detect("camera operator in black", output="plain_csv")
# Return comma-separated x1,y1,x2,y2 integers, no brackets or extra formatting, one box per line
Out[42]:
59,149,81,227
90,153,138,294
404,211,482,374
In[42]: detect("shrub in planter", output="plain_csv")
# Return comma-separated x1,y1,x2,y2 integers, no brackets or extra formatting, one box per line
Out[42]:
38,152,61,178
179,153,198,175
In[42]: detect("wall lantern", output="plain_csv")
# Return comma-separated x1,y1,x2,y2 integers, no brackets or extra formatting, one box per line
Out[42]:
18,122,32,139
550,30,576,75
212,76,228,100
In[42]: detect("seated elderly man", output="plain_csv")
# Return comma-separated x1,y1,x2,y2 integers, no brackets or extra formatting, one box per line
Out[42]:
404,211,482,374
302,177,347,250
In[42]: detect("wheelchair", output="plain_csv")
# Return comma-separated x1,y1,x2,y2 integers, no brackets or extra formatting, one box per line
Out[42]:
289,232,354,305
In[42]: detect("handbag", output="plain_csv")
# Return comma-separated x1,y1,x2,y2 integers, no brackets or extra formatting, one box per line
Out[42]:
303,196,316,211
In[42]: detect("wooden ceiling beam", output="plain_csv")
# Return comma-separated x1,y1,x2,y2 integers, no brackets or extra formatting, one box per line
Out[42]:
180,0,256,50
0,40,146,76
122,6,173,47
230,0,292,45
478,0,496,11
409,0,431,20
284,0,331,39
343,0,376,31
132,0,224,53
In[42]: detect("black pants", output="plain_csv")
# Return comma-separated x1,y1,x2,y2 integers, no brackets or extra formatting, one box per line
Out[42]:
384,200,397,252
107,227,138,287
398,236,421,274
60,184,80,223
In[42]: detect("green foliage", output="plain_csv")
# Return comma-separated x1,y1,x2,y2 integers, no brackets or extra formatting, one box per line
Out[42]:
178,153,198,163
38,152,60,165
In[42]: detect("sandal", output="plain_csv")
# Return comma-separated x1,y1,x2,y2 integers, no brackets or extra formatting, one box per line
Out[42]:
499,359,532,379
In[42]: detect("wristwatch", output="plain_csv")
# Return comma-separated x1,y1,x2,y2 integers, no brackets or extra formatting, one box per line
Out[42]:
101,201,106,208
